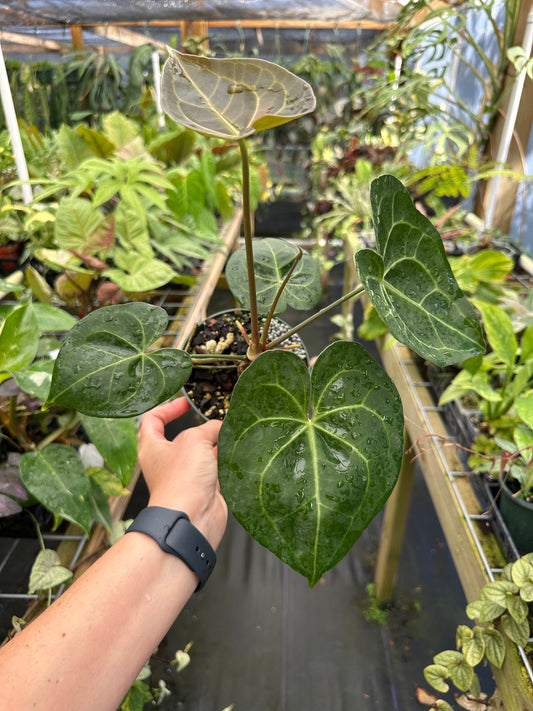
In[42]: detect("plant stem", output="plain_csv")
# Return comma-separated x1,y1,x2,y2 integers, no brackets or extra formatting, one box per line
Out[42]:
267,283,365,350
238,137,261,358
37,413,80,451
261,248,303,350
191,354,247,363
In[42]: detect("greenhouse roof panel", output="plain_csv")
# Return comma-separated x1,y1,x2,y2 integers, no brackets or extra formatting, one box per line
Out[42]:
0,0,402,25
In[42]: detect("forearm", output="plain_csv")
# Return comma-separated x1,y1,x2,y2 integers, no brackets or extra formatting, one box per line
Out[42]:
0,531,198,711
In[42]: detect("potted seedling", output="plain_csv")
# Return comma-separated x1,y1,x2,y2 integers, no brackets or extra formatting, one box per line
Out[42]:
44,51,485,586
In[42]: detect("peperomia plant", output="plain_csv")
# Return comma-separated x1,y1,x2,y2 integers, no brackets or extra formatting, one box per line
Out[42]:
421,554,533,711
44,51,485,585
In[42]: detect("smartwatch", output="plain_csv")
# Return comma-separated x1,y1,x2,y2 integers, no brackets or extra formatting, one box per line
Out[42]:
126,506,216,591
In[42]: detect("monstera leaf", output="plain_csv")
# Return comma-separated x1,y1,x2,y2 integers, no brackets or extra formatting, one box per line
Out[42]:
218,342,404,586
161,49,316,140
225,238,322,315
46,303,191,417
356,175,484,366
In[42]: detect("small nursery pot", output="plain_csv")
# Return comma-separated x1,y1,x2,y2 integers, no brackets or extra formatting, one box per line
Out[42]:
184,309,308,421
498,476,533,555
0,242,23,276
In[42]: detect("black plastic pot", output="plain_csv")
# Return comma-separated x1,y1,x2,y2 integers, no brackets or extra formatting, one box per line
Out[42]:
0,242,22,277
184,309,308,421
498,478,533,556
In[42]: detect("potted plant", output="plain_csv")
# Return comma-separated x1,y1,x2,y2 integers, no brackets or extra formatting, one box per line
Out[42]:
0,296,137,543
420,554,533,711
44,51,485,587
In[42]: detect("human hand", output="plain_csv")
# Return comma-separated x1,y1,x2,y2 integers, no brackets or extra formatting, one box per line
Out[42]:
137,398,228,549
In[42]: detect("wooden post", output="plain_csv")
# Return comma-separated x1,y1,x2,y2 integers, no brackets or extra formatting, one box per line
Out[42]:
179,20,209,51
70,25,84,51
475,0,533,233
374,430,416,605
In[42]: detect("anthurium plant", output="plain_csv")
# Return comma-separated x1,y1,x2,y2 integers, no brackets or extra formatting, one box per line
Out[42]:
45,51,485,586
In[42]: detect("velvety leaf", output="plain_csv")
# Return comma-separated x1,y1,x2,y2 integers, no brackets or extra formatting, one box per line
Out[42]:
434,651,473,692
424,664,450,693
28,549,73,594
435,701,454,711
81,414,137,485
19,444,92,534
501,612,529,648
461,627,485,667
482,627,506,669
161,49,316,140
481,580,518,605
512,558,533,588
356,175,484,366
506,594,529,624
218,341,404,586
226,238,322,315
46,303,192,417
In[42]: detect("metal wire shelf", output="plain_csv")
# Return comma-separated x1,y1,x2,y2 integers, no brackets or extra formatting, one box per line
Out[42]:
391,342,533,688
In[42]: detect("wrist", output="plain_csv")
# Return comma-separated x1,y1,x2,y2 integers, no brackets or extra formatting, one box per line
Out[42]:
147,495,226,550
126,507,216,591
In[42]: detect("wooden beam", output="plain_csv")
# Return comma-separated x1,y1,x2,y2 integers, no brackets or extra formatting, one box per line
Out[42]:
374,431,416,605
476,0,533,233
88,24,166,51
207,19,391,30
70,25,84,51
0,30,67,52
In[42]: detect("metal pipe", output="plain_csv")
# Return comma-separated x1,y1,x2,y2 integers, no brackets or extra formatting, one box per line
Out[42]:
0,41,32,204
151,48,166,129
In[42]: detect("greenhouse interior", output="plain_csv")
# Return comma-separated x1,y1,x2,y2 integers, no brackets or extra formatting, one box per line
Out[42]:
0,0,533,709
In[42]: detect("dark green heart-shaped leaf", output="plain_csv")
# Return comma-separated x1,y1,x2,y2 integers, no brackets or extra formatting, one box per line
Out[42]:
161,49,316,140
20,444,92,534
46,303,192,417
226,238,321,315
356,175,484,366
218,342,404,586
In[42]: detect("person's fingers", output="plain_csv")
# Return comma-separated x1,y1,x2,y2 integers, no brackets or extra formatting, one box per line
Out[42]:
139,397,191,441
195,418,223,446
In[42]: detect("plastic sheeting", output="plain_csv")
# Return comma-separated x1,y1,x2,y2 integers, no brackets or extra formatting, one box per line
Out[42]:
0,0,402,25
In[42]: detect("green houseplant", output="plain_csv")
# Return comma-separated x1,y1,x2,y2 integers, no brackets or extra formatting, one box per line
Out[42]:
0,297,137,541
44,51,485,587
421,554,533,711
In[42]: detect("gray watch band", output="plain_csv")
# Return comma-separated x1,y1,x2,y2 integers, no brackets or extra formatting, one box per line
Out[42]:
125,506,216,591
